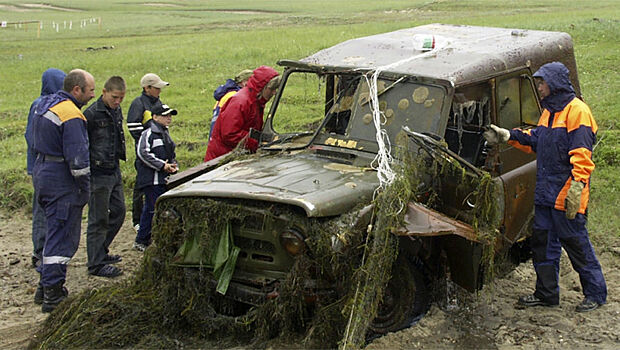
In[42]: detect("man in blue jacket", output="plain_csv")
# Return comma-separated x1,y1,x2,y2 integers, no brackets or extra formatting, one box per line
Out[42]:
484,62,606,312
32,69,95,312
25,68,66,268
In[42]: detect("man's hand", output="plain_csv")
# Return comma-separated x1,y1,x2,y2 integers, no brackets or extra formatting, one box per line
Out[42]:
483,124,510,145
163,162,178,174
565,180,585,219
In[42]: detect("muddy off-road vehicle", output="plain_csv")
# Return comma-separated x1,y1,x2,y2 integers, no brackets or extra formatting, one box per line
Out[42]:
158,24,582,334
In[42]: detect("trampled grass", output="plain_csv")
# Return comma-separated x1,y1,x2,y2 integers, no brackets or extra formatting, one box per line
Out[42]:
0,0,618,241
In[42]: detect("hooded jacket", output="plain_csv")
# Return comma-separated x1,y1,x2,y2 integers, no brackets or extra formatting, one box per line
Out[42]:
25,68,66,174
508,62,597,215
205,66,279,161
208,79,242,143
32,90,90,194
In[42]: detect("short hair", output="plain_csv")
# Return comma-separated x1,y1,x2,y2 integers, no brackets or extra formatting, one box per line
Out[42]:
63,69,89,93
265,75,281,91
104,76,126,92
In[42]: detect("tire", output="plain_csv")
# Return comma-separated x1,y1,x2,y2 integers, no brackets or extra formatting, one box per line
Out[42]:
368,254,430,335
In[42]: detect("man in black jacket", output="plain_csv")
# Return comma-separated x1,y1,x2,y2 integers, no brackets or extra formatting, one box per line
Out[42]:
126,73,168,233
84,76,127,278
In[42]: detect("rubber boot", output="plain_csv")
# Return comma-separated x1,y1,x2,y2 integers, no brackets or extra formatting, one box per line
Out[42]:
42,283,68,313
34,283,44,305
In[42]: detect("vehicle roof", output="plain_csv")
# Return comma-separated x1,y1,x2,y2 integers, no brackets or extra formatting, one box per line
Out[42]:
291,24,580,91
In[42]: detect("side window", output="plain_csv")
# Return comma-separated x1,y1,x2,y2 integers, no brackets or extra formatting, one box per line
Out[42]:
496,77,521,129
496,73,541,129
495,73,539,175
520,75,540,126
444,83,491,166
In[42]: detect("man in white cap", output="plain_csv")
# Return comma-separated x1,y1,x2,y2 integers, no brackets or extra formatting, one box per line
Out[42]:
126,73,169,234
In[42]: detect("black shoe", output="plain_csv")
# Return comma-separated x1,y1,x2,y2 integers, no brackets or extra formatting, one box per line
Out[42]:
516,294,558,308
34,284,43,305
576,298,604,312
42,283,68,313
89,264,123,278
102,254,122,264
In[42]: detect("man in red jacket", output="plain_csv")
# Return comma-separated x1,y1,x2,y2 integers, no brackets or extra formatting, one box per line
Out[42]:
205,66,280,161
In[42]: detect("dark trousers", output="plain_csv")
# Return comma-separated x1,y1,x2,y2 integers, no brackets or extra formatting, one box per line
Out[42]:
34,160,86,287
31,175,47,260
135,185,166,245
531,205,607,304
132,158,144,226
132,185,144,227
86,169,125,271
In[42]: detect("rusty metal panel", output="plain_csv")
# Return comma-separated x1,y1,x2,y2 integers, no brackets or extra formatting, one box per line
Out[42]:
296,24,579,93
395,201,478,242
499,160,537,243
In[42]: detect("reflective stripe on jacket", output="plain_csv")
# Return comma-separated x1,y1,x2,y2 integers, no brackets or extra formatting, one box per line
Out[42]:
32,92,90,192
136,121,176,189
127,91,163,143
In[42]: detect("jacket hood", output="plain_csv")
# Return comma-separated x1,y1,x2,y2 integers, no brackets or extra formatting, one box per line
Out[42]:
40,68,66,96
213,79,240,101
533,62,576,113
247,66,279,96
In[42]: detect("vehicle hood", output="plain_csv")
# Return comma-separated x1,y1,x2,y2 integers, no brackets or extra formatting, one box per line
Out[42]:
161,153,379,217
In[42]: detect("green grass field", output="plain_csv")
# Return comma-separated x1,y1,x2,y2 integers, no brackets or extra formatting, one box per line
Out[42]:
0,0,618,242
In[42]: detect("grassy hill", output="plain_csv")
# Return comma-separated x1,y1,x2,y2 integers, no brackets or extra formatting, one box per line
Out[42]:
0,0,618,242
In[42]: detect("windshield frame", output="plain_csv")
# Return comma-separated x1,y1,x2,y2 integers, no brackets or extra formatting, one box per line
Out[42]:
261,64,454,156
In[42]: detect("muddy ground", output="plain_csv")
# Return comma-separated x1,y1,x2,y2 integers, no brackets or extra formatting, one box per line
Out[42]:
1,209,618,349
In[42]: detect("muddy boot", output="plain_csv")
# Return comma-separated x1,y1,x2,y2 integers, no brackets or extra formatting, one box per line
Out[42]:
42,283,68,313
34,283,44,305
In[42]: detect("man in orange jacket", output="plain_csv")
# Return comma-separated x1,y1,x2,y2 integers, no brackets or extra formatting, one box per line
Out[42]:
484,62,606,312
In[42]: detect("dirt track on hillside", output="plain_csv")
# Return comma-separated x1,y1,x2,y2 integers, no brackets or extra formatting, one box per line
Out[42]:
1,210,618,349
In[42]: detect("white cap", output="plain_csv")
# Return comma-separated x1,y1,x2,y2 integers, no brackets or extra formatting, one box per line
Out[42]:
140,73,169,88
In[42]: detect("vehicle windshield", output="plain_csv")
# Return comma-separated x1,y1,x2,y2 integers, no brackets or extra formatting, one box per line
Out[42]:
265,70,447,155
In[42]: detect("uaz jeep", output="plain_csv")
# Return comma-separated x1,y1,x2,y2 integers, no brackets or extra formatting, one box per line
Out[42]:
157,24,582,334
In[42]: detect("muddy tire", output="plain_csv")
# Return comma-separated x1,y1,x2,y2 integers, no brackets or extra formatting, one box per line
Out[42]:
368,254,430,335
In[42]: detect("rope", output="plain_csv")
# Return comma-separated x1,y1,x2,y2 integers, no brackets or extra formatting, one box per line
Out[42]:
363,44,444,190
365,70,396,190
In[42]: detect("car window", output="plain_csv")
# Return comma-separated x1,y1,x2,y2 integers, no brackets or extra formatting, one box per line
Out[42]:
497,77,521,129
271,71,325,134
314,78,446,153
496,72,541,129
520,75,540,126
445,82,492,167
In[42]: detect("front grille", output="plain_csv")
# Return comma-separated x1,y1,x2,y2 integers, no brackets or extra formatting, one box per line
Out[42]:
162,197,300,275
235,237,276,255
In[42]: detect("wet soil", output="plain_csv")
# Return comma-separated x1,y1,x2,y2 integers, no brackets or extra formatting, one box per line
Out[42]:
1,210,618,349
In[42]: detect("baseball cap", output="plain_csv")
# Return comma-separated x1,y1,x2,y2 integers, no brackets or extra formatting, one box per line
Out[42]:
151,104,177,116
234,69,254,84
141,73,169,88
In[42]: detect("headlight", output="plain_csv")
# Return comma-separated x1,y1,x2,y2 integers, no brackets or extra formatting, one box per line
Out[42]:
159,207,181,225
279,228,306,256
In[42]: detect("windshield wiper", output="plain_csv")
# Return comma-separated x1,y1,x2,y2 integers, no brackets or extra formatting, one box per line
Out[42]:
402,126,483,177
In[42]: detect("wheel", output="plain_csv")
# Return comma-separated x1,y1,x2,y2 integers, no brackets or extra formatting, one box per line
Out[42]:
368,254,430,335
